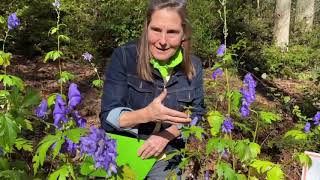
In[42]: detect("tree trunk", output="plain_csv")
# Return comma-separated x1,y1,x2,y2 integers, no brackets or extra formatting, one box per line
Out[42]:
295,0,315,32
273,0,291,50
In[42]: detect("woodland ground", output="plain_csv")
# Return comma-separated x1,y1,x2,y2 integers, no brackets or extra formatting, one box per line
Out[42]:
9,55,319,179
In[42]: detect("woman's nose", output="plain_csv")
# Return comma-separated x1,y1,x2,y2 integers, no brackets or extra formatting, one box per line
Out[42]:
159,33,167,48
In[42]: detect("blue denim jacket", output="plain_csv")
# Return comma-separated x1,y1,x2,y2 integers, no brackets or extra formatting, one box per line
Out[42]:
100,42,205,145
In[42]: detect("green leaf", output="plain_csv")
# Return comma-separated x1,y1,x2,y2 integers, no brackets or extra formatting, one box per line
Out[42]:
181,126,204,140
80,156,108,177
0,16,5,24
52,137,65,160
207,111,224,136
0,51,12,67
49,27,58,35
206,138,233,155
92,79,103,88
284,130,307,140
58,35,70,42
65,128,87,143
216,162,237,180
295,153,312,168
0,113,19,153
44,50,63,62
24,119,33,131
250,160,274,173
0,170,26,180
267,165,284,180
259,111,281,124
235,140,260,162
230,91,241,113
15,138,33,152
0,75,24,91
47,93,58,108
32,131,64,175
0,157,9,170
58,71,74,84
48,165,70,180
22,88,41,108
250,160,284,180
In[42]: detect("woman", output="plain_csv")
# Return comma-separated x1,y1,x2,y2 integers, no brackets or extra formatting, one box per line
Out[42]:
100,0,205,179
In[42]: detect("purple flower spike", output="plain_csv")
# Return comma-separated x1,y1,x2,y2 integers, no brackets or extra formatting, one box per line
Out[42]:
221,118,234,133
7,13,21,30
304,122,311,133
53,95,68,128
212,68,223,80
35,99,48,119
190,116,199,126
216,44,226,56
243,73,257,89
68,83,81,109
240,73,256,117
52,0,61,9
313,112,320,125
82,52,93,62
204,170,210,180
80,127,117,175
60,138,78,156
72,111,87,128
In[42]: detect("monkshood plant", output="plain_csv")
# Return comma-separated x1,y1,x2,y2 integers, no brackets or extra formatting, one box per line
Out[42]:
167,0,285,179
82,52,103,88
282,106,319,168
33,83,118,179
44,0,73,94
0,12,42,179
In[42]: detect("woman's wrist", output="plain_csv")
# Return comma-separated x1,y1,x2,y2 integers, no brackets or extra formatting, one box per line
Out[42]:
158,125,181,142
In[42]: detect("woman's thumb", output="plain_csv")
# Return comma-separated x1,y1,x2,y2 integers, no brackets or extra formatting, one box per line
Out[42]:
156,88,167,102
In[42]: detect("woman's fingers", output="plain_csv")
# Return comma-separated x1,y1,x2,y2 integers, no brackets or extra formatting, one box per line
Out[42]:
138,142,156,159
165,116,191,123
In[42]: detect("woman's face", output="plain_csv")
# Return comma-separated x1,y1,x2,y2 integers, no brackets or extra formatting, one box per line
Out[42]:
147,8,184,62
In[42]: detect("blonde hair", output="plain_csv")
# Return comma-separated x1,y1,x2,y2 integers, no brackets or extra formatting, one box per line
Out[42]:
137,0,194,81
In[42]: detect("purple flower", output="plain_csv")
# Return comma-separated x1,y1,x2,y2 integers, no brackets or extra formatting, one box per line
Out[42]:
216,44,226,56
68,83,81,109
52,0,61,9
304,122,311,133
7,13,21,30
212,68,223,80
240,73,256,117
60,138,78,156
313,112,320,125
82,52,93,62
35,99,48,119
221,118,234,133
190,116,199,126
80,127,117,175
243,73,257,90
53,95,68,128
204,170,210,180
72,111,87,128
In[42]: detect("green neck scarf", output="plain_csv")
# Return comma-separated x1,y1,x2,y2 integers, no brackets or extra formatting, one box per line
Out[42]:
150,49,183,79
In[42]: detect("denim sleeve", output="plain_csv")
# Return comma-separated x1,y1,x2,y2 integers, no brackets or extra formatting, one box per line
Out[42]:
100,47,137,135
104,107,138,134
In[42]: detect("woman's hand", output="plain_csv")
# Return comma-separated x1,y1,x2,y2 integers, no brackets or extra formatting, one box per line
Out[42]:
143,89,191,124
137,134,169,159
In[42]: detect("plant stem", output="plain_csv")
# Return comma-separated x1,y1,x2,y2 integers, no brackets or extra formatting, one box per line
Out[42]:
3,32,9,91
253,120,259,143
2,30,8,52
56,9,63,94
